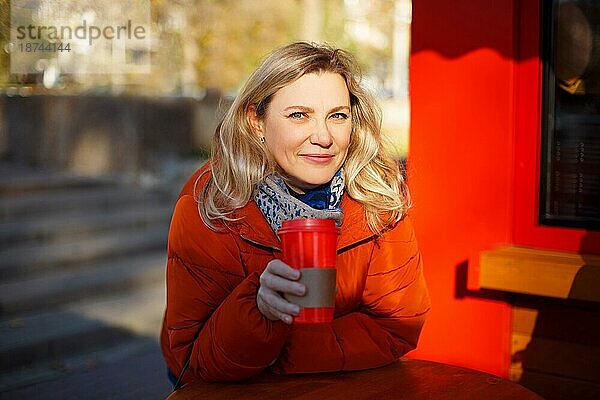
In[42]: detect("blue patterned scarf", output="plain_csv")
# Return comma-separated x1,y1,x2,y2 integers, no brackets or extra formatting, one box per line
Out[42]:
254,170,345,236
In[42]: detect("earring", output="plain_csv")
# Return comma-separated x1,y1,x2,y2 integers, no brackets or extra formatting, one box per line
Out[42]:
260,136,265,143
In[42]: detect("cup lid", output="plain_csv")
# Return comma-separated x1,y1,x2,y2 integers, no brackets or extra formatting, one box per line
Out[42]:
278,218,339,235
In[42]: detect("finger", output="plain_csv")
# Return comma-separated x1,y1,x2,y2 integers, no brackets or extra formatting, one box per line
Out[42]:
258,288,301,316
261,298,294,325
267,259,301,280
256,293,279,321
258,293,292,324
260,272,305,296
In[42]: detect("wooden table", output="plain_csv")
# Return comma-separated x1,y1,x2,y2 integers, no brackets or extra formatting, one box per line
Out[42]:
167,358,543,399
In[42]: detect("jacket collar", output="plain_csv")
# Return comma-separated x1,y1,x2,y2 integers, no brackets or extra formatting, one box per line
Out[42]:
232,195,375,253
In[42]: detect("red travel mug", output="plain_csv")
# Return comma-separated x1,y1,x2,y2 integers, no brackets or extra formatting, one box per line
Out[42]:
278,218,339,323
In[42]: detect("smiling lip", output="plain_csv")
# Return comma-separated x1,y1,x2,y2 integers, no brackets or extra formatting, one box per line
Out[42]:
299,154,335,164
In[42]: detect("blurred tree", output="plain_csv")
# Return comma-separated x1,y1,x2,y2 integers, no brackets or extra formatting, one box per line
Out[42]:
0,0,402,97
181,0,303,92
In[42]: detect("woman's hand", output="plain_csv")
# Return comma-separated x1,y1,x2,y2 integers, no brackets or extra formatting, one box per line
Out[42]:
257,259,306,324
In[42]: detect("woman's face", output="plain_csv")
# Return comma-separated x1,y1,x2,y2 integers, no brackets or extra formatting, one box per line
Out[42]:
253,72,352,193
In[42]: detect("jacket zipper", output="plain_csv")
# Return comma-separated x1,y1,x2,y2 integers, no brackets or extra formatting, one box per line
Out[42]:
239,233,281,252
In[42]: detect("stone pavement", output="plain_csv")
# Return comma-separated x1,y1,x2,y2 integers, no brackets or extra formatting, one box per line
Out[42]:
0,161,202,400
2,343,172,400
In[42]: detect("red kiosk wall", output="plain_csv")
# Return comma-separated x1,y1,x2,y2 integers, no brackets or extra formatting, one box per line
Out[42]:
408,0,519,376
408,0,600,376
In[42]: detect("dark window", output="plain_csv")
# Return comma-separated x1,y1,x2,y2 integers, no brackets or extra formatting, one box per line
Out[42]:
540,0,600,230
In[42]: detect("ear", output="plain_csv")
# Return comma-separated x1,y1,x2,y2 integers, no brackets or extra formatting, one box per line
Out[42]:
246,105,264,137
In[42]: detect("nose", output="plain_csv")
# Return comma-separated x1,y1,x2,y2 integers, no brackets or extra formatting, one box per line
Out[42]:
309,119,333,148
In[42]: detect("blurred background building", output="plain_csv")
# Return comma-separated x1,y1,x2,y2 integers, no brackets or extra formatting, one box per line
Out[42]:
1,0,411,179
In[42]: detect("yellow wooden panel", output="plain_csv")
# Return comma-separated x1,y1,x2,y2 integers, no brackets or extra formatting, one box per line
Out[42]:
511,307,538,335
479,246,600,302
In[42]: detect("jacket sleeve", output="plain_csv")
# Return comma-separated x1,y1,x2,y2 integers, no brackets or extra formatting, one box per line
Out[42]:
161,195,289,383
272,215,430,373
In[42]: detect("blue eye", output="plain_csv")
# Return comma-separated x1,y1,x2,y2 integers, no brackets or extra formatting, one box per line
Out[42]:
288,112,306,119
330,112,349,120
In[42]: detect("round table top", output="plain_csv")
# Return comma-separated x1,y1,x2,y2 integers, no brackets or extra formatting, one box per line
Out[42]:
167,358,543,400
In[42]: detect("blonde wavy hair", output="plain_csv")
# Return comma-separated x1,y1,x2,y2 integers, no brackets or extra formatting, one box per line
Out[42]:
199,42,410,234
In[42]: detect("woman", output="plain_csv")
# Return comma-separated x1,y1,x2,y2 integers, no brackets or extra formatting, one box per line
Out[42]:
161,42,430,385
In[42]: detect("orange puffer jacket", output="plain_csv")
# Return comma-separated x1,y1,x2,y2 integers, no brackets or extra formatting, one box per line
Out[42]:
160,164,430,384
